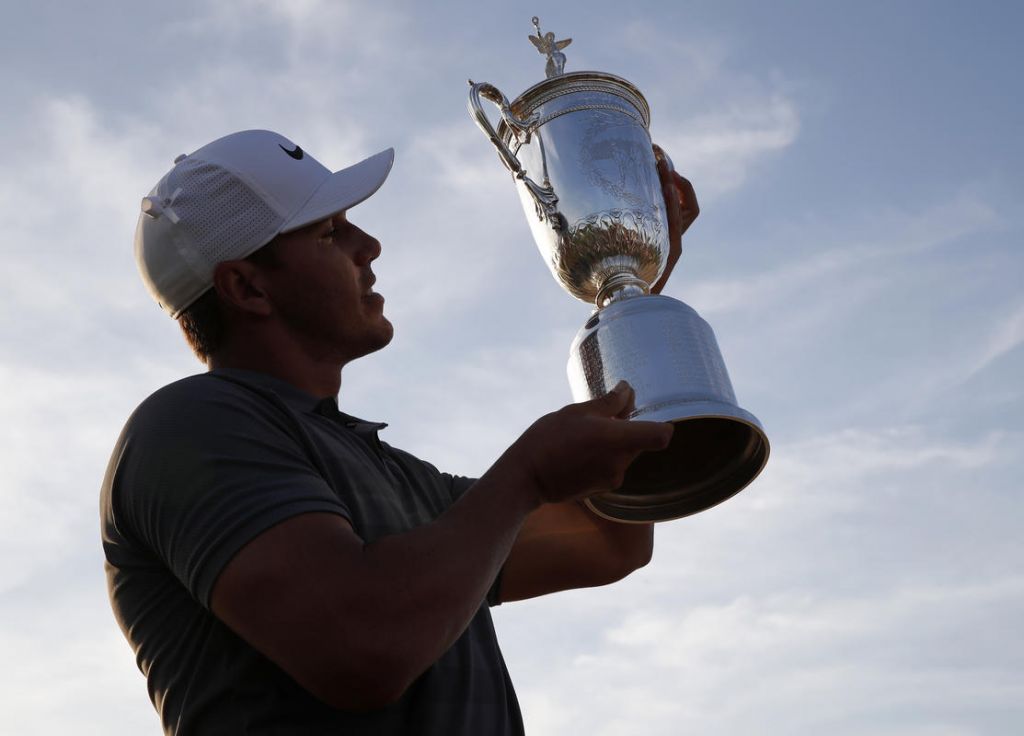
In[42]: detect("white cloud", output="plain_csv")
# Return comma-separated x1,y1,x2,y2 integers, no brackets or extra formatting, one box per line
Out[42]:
497,425,1023,735
747,425,1005,511
602,18,804,200
566,577,1024,734
658,95,800,198
684,191,999,318
507,575,1024,735
961,301,1024,381
660,189,1007,424
0,94,166,319
1,577,159,735
619,21,732,95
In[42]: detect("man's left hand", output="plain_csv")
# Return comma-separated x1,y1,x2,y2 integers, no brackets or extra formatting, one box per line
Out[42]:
651,145,700,295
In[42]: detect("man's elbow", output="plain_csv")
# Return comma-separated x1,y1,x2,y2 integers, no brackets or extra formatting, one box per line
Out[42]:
610,528,654,581
630,540,654,571
302,647,423,712
613,543,652,581
319,675,409,713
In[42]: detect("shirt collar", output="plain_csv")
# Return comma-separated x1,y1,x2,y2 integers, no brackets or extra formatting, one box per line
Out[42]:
312,395,389,433
209,368,388,432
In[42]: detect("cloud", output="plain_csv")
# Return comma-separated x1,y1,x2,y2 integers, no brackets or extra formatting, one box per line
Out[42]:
684,191,999,318
658,188,1006,426
496,424,1024,735
0,94,165,316
506,577,1024,735
618,21,732,94
0,571,160,733
0,361,174,593
726,425,1015,552
0,92,202,595
961,301,1024,380
640,424,1020,591
659,95,800,198
601,18,804,200
563,576,1024,735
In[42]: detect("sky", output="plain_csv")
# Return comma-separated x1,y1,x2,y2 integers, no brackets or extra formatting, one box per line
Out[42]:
1,0,1022,733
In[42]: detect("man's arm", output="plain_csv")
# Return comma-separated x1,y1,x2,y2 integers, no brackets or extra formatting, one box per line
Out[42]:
210,383,671,712
497,500,653,603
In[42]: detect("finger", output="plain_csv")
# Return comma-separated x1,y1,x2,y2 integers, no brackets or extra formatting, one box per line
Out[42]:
653,146,681,208
652,143,671,170
657,158,682,215
672,171,700,227
614,386,637,420
580,380,635,418
653,157,683,296
609,419,674,454
657,168,691,252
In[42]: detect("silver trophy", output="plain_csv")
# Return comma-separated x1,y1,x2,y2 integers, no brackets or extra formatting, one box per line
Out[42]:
468,18,769,522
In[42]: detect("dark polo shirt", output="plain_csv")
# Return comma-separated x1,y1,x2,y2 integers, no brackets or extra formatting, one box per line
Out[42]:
100,369,522,735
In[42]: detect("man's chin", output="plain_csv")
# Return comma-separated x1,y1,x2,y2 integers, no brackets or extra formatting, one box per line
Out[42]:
362,317,395,356
375,320,395,351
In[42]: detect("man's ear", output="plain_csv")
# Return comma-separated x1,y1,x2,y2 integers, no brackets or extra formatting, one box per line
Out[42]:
212,260,273,317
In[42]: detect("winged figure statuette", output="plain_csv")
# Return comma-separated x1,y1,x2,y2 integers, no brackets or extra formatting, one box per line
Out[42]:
529,16,572,78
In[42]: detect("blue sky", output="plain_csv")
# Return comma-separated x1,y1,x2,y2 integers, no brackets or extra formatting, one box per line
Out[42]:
1,1,1021,733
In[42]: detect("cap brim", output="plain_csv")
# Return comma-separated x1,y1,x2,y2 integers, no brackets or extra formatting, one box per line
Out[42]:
280,147,394,233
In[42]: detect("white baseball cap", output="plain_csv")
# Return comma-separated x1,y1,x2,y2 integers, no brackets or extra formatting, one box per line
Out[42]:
134,129,394,318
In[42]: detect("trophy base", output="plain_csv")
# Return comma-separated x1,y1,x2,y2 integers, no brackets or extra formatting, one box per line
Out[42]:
568,295,770,523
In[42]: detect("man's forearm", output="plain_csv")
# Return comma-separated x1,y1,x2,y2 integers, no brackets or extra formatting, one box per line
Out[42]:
579,502,655,572
498,499,654,603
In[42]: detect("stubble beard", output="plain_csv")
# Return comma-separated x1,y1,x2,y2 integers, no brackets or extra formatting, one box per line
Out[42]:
287,304,394,366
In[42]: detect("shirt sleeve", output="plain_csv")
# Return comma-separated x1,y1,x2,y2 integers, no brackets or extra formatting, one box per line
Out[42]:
109,377,350,608
447,473,478,504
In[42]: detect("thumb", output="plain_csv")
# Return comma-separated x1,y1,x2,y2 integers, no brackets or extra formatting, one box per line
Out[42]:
585,380,635,417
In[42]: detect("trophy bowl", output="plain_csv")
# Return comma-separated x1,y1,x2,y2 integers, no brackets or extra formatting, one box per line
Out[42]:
473,71,670,306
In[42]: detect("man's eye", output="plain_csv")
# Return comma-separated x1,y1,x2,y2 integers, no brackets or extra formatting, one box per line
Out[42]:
321,229,336,242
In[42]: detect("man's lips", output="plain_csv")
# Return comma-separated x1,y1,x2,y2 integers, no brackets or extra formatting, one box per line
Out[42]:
361,274,385,306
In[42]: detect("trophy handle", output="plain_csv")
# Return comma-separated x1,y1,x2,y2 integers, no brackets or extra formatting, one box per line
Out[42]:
467,80,532,174
467,80,562,226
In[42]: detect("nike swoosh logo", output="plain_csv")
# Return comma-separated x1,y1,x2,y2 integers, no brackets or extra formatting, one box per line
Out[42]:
279,143,304,160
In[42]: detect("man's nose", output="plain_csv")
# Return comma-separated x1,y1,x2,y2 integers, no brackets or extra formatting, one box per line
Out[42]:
354,228,382,265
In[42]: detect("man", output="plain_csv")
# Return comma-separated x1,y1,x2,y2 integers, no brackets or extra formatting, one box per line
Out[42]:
101,129,698,734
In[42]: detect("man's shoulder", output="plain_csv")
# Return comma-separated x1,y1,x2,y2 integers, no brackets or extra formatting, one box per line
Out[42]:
127,372,288,434
132,373,238,415
142,372,234,402
104,372,315,506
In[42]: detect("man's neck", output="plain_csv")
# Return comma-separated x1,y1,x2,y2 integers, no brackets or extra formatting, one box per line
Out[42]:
209,333,344,398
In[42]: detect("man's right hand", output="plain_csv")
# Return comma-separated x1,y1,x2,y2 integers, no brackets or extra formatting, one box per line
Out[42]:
507,381,674,507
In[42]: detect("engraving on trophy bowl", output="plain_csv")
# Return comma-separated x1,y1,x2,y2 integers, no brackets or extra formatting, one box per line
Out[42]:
559,207,665,304
580,112,652,209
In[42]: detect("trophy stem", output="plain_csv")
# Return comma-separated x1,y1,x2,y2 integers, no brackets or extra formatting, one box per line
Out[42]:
597,273,649,308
